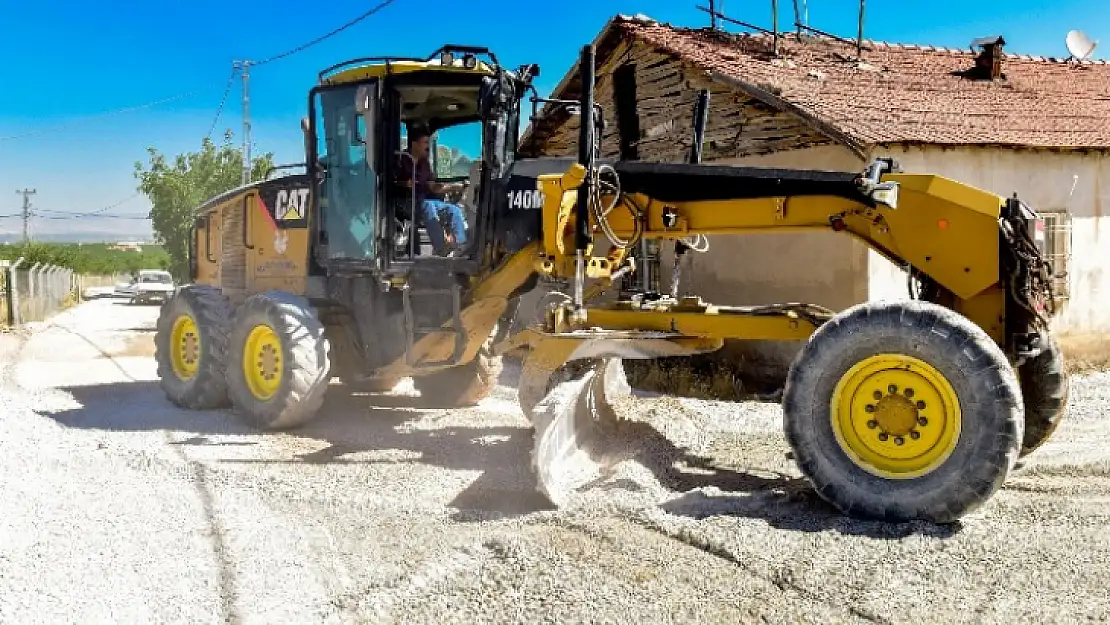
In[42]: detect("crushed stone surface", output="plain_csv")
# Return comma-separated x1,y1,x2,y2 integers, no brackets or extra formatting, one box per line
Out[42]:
1,298,1108,624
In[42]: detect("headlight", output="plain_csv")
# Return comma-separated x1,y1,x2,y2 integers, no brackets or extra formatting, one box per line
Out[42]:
870,181,899,210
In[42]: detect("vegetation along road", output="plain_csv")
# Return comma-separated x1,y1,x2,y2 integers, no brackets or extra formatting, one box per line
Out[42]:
1,299,1108,624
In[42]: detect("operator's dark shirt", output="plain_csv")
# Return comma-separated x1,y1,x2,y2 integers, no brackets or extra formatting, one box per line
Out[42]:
397,155,443,204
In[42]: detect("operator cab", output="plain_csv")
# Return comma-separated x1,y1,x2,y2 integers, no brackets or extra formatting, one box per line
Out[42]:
390,91,483,259
306,46,528,277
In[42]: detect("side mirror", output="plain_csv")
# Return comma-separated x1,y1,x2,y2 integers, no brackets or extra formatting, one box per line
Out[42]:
516,63,540,82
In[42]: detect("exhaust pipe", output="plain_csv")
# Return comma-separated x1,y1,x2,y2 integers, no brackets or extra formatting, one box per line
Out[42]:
572,44,595,314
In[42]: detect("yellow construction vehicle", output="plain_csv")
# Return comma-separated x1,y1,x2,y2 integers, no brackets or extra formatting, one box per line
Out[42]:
157,43,1067,524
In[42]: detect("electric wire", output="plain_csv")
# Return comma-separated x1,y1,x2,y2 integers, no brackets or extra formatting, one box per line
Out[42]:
3,0,402,142
32,212,149,220
39,193,143,218
0,88,220,142
3,0,404,228
251,0,402,66
13,194,148,221
205,65,241,140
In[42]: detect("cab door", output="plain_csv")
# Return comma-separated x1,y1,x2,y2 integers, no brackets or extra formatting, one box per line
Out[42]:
309,80,381,268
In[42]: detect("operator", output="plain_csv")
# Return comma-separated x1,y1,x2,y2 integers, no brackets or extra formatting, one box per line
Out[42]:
397,128,469,257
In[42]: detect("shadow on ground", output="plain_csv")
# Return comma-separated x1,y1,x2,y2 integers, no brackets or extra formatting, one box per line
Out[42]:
581,418,961,540
45,378,554,520
44,368,960,538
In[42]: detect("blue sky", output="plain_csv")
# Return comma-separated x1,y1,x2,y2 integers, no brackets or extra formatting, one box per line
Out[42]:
0,0,1104,238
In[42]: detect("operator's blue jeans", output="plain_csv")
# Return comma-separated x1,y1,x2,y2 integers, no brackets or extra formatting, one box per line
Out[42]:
419,199,468,253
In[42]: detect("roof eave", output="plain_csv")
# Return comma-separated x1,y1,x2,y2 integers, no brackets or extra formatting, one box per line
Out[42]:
707,71,869,159
520,16,871,160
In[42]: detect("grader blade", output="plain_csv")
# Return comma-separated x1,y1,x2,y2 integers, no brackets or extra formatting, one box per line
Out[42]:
529,358,631,507
517,333,723,506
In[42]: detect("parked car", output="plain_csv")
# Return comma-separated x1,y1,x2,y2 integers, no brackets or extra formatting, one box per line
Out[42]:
81,285,117,300
115,270,175,305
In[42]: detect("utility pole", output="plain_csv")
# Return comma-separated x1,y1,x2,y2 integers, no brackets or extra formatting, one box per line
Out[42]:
15,188,36,243
235,60,253,185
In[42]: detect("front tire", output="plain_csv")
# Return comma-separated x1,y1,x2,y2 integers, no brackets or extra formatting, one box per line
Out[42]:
783,300,1023,524
326,325,402,393
225,291,332,430
155,285,234,409
412,324,502,407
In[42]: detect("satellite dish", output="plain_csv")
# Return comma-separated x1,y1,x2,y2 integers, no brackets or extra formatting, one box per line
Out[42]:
1066,29,1098,61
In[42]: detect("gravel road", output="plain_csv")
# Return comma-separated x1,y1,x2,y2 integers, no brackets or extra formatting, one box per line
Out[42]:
2,298,1109,624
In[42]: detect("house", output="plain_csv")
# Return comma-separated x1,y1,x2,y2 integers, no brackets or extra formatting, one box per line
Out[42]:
109,241,144,252
522,14,1110,379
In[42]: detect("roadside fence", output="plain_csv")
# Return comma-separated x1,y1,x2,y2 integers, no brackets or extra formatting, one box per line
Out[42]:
1,258,78,326
1,259,134,327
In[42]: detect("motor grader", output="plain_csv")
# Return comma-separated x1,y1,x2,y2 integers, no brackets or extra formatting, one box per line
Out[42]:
157,43,1067,524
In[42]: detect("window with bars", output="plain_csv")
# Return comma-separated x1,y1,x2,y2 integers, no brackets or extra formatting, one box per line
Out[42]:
1036,208,1073,300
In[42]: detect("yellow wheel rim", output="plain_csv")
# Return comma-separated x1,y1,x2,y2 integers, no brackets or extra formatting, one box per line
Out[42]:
242,324,283,401
831,354,961,479
170,315,200,380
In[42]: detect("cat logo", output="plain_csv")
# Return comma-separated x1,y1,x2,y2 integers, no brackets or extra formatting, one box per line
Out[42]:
275,188,310,221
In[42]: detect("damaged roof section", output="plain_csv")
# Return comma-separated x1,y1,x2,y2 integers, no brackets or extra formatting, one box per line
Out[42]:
526,14,1110,151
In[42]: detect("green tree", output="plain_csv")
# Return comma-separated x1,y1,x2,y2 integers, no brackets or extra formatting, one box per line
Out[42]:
435,143,473,178
0,241,170,275
134,132,274,280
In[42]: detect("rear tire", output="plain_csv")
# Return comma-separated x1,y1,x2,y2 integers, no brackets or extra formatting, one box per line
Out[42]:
225,291,332,430
783,300,1023,524
1018,333,1069,457
155,285,234,409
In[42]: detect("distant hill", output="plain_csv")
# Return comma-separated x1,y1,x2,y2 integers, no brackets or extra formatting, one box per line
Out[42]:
0,232,155,244
0,223,154,245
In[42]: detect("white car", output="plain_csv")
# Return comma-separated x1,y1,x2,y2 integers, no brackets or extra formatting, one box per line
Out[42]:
116,270,176,305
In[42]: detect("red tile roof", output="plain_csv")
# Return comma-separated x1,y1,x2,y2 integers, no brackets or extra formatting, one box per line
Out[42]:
592,15,1110,150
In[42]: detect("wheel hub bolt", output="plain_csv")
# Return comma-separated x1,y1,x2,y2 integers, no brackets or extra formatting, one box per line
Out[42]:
873,390,883,400
894,436,905,445
888,384,898,394
867,419,878,429
917,416,928,426
865,404,876,413
910,430,920,440
878,432,889,442
916,400,927,410
903,388,915,398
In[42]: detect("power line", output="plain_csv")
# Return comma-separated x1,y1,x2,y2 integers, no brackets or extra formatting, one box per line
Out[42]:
0,87,222,142
251,0,402,67
12,194,147,222
38,193,143,218
206,65,241,141
33,212,149,220
4,1,403,145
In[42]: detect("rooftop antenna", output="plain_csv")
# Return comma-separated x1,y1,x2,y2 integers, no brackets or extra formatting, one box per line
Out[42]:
695,2,782,55
789,0,870,55
856,0,866,59
1066,29,1098,62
